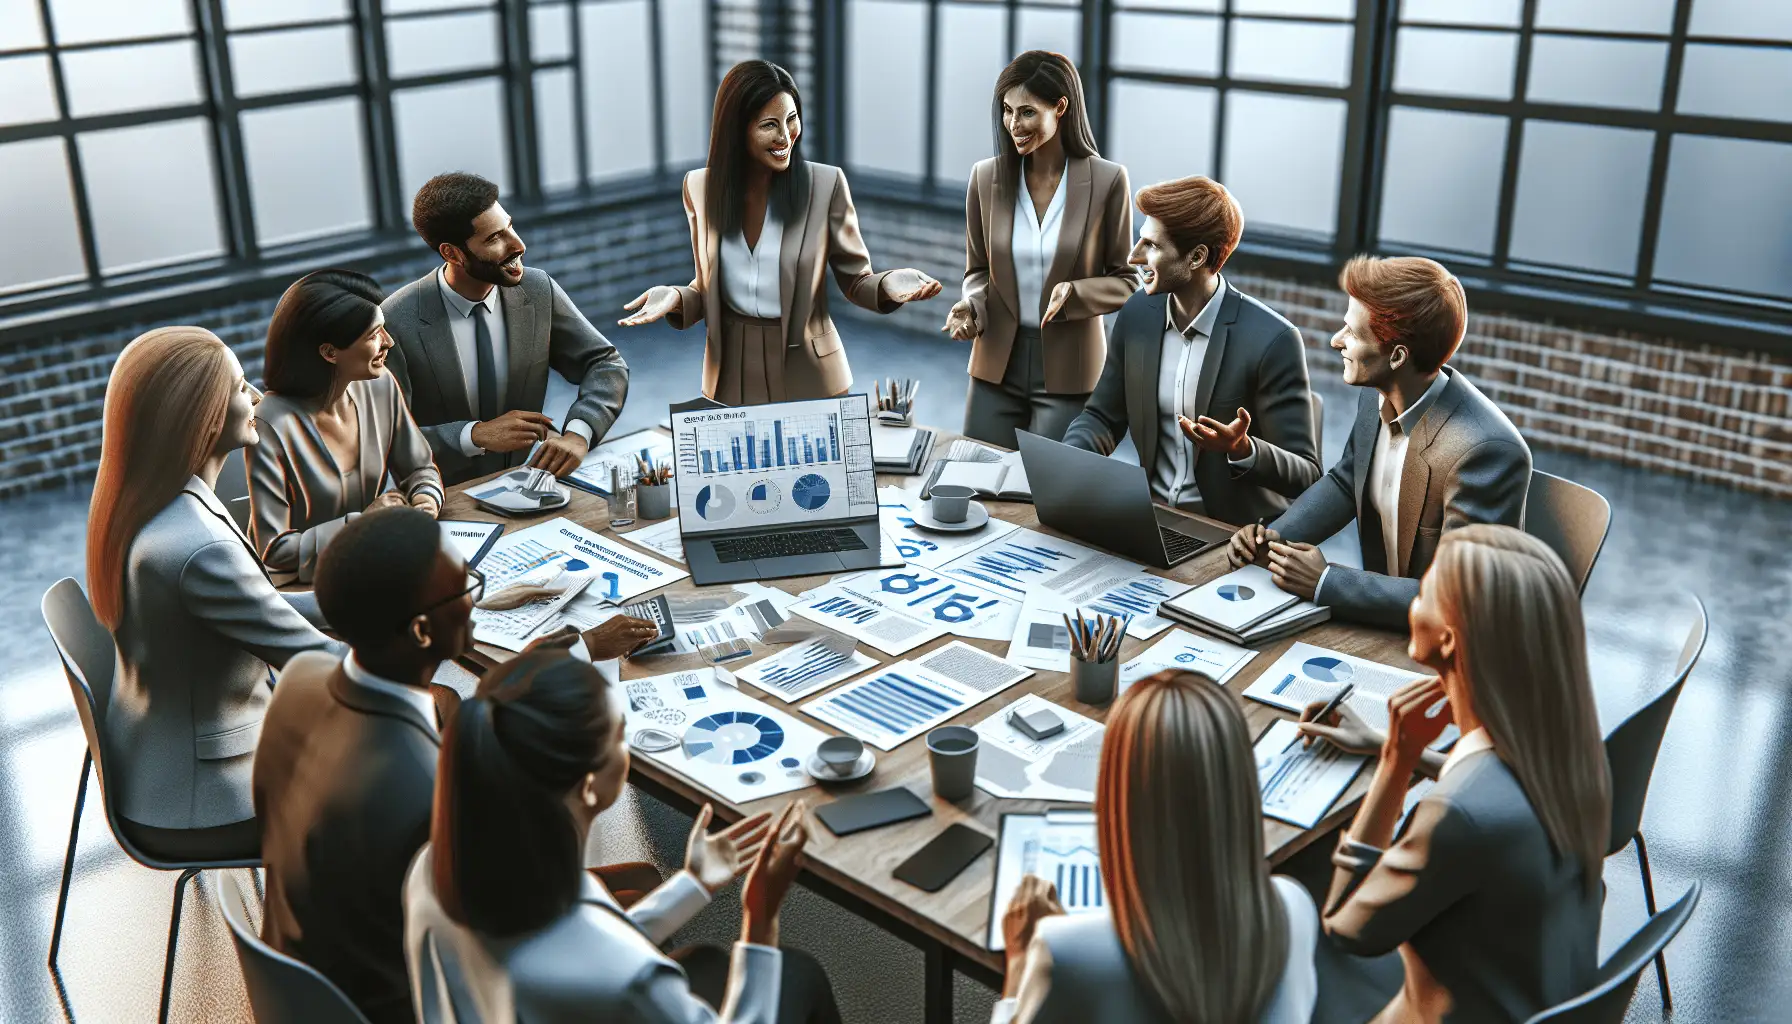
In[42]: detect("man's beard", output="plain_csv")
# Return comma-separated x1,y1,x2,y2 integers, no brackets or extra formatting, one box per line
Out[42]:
462,250,521,286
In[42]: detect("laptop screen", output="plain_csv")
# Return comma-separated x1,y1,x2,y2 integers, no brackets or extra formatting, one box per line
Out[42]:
671,394,879,536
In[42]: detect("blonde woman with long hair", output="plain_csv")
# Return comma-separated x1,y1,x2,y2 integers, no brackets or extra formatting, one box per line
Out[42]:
993,671,1318,1023
89,327,343,860
1312,525,1610,1023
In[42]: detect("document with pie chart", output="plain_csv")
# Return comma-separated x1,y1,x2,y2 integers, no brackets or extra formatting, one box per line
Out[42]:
620,668,828,804
671,396,878,535
1161,564,1301,633
1243,641,1428,734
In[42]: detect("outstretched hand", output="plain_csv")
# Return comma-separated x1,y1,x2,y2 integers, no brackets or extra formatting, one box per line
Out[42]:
943,300,979,341
619,285,682,326
685,804,775,895
883,269,943,304
1180,407,1253,458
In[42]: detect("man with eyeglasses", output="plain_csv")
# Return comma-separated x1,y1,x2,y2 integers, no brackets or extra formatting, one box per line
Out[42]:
251,508,659,1024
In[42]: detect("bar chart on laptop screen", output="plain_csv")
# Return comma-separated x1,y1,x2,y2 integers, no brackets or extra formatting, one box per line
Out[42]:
672,397,878,533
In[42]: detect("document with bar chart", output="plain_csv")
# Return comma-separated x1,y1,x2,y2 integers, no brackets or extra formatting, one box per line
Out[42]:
990,810,1104,951
790,577,950,655
939,528,1103,596
802,661,999,750
1253,719,1366,829
671,396,878,534
733,632,880,702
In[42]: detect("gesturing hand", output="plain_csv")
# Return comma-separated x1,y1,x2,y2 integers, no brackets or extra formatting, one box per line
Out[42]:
582,614,661,660
1384,676,1452,769
529,432,589,478
883,269,943,304
1267,539,1327,600
1041,282,1074,326
1180,407,1254,458
619,285,683,327
1298,698,1383,755
741,801,810,947
943,300,979,341
685,804,775,895
1228,523,1278,569
472,410,556,454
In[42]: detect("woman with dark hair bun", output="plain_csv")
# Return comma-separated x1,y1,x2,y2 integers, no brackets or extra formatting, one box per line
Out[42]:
248,269,443,583
404,650,843,1023
619,59,942,405
947,50,1138,448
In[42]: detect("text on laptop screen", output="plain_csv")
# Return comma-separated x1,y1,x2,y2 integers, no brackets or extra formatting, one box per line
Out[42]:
672,395,879,535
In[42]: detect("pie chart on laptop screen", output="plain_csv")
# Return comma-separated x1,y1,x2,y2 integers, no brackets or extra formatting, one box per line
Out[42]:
792,473,831,511
695,484,736,521
1302,657,1354,684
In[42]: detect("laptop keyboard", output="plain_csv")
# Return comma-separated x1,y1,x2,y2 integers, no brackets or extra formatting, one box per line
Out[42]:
713,528,869,564
1160,526,1205,562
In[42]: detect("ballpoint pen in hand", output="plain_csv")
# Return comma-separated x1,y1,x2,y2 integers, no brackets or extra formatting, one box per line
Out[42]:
1287,682,1357,752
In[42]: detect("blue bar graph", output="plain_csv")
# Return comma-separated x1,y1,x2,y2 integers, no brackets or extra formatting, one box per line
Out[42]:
746,425,757,469
752,643,856,695
701,450,713,474
817,671,965,745
774,422,784,466
691,412,842,476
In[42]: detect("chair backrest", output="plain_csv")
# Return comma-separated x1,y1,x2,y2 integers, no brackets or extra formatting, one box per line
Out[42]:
1309,391,1325,457
215,871,374,1024
1605,594,1708,854
41,578,118,790
1524,470,1611,594
214,446,254,534
1523,881,1700,1024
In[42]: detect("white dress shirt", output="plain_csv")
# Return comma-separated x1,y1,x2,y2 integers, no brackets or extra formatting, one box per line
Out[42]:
1438,726,1495,780
1149,278,1226,511
436,266,594,458
1012,165,1068,324
719,207,784,320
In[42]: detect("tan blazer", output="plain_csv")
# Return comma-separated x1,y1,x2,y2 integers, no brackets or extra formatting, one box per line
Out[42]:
962,155,1139,394
671,162,898,400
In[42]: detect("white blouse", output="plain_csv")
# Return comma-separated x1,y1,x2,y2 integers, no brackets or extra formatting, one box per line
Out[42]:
1011,165,1068,324
719,205,784,319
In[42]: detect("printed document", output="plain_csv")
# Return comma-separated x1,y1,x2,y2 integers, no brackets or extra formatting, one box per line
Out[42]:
734,632,879,703
876,486,1017,568
1244,641,1427,733
1254,719,1367,829
1117,628,1257,693
973,693,1103,802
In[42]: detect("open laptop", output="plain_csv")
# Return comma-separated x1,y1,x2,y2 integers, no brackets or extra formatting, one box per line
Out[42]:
674,394,904,585
1016,430,1234,569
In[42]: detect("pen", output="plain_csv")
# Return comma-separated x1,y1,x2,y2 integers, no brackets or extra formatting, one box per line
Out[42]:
1061,613,1083,660
1288,683,1357,753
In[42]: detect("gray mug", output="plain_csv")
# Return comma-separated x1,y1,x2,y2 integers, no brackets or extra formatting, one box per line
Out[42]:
926,725,980,800
930,484,975,524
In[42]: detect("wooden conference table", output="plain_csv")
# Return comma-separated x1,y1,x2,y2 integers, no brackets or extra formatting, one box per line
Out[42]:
441,428,1418,1023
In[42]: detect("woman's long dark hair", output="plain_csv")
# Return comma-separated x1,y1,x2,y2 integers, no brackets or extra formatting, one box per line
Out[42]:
430,650,621,937
706,60,810,236
263,269,385,399
992,51,1099,181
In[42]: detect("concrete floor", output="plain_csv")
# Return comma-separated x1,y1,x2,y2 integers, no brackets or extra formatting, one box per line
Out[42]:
1,314,1786,1023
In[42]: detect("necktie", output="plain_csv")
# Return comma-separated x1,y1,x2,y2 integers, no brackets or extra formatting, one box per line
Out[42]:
471,302,498,422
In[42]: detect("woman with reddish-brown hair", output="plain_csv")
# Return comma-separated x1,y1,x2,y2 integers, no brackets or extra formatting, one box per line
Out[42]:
88,326,342,861
991,671,1318,1023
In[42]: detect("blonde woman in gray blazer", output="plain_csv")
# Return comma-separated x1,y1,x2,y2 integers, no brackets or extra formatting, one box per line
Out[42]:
405,651,839,1024
248,271,444,584
87,327,345,861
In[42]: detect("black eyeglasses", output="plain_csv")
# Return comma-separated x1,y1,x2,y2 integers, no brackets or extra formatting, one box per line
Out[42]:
419,568,484,616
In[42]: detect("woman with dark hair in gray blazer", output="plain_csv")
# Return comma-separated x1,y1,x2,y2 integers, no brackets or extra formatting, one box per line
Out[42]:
248,270,444,584
88,327,344,861
993,670,1317,1024
405,651,842,1023
1308,525,1611,1024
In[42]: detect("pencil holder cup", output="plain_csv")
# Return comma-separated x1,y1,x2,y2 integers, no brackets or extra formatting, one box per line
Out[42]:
1071,654,1119,706
637,483,672,520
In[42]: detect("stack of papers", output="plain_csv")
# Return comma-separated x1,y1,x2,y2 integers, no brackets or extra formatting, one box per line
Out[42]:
1158,565,1330,644
870,424,935,474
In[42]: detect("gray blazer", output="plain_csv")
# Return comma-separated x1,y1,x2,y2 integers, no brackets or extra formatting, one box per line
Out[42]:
1271,368,1531,630
1322,751,1601,1023
247,372,445,584
383,266,628,484
1061,286,1321,525
999,876,1318,1024
103,477,345,829
405,848,779,1024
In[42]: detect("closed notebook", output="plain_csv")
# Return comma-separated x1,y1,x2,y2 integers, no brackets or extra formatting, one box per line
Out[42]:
1161,565,1301,633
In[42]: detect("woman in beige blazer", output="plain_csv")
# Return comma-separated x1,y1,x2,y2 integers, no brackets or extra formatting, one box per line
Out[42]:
621,60,942,405
248,270,443,584
945,51,1139,448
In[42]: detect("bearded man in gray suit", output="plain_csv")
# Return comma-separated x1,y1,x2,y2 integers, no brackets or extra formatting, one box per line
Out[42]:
383,172,628,485
1230,255,1532,630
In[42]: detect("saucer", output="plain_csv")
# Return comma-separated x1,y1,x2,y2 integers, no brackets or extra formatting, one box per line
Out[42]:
804,748,876,783
908,501,990,533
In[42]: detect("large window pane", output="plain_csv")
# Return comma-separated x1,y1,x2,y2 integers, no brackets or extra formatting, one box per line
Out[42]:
531,3,573,62
1677,45,1792,124
1393,28,1517,100
1688,0,1792,42
229,25,358,98
1229,18,1352,89
61,41,203,117
847,0,926,179
1534,0,1674,34
1113,14,1221,77
386,0,488,11
393,79,510,202
1400,0,1520,27
1115,0,1219,9
48,0,190,45
0,56,59,128
580,1,655,181
934,3,1007,187
1508,121,1651,276
80,119,224,273
1222,92,1343,239
1525,37,1666,111
0,3,45,48
1110,80,1216,192
242,98,372,245
1016,7,1080,64
223,0,349,30
0,140,85,293
1235,0,1352,16
1377,106,1505,255
386,11,500,79
1654,135,1792,300
659,0,710,166
534,68,580,192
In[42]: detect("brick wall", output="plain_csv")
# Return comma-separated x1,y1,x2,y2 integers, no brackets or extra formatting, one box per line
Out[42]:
0,202,690,499
836,196,1792,498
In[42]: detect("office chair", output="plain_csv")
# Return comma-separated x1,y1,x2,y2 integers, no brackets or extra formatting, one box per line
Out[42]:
1522,881,1700,1024
215,870,373,1024
1603,594,1707,1013
42,578,262,1024
1310,391,1324,458
213,445,254,534
1524,470,1611,594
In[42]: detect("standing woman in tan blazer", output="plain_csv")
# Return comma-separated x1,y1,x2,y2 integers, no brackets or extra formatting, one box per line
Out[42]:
621,60,942,404
946,51,1139,448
